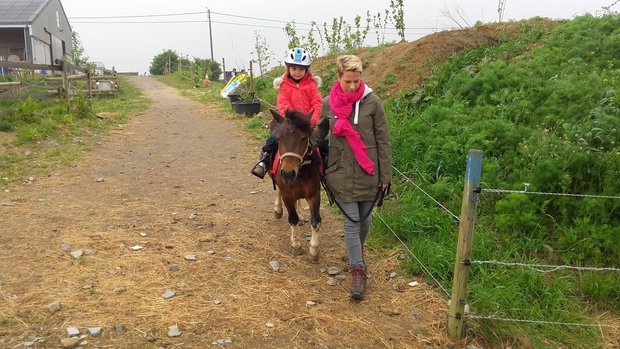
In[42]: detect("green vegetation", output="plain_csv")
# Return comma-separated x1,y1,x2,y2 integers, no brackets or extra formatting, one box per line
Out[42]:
379,15,619,348
0,77,149,186
149,49,221,82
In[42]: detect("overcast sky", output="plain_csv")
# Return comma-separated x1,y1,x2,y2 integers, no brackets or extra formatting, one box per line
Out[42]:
60,0,616,75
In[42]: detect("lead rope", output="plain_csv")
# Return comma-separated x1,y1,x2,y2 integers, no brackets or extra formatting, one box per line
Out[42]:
321,176,387,224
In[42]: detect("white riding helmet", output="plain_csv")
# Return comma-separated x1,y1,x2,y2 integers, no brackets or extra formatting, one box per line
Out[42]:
284,47,312,67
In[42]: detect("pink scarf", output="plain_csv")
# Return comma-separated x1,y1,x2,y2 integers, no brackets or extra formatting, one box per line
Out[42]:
329,81,375,175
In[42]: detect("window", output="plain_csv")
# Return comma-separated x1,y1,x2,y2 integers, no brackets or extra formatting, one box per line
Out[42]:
56,11,60,29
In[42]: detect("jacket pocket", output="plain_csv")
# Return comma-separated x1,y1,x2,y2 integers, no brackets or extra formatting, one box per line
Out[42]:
324,147,342,174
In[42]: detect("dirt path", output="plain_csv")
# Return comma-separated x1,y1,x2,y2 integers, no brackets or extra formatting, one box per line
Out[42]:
0,77,449,348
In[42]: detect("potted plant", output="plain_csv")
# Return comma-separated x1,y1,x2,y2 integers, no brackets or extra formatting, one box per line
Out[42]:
231,84,261,116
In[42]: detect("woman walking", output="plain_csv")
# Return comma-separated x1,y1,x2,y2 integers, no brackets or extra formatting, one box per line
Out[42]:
312,55,392,300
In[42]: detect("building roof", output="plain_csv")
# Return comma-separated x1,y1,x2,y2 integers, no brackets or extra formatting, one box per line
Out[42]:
0,0,50,25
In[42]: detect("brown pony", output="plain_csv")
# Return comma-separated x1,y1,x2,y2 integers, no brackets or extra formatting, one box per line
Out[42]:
268,109,322,261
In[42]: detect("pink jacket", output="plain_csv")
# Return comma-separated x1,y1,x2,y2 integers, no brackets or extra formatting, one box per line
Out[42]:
273,72,322,128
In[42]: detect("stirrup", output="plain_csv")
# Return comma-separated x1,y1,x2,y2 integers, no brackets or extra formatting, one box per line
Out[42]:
250,161,267,179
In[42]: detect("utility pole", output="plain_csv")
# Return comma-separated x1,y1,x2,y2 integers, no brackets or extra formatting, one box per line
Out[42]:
207,7,214,61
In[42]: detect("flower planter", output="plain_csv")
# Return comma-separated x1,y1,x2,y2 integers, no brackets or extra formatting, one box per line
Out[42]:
227,93,241,103
232,100,261,116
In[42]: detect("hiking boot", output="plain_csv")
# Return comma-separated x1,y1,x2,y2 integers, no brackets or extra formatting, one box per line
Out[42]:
349,267,367,300
250,160,267,179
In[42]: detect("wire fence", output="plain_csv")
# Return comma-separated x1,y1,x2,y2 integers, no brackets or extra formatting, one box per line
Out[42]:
379,160,619,337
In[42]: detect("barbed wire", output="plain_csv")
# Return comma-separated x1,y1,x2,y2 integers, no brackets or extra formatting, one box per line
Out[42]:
469,260,620,273
392,166,460,222
462,313,620,329
481,188,620,200
373,212,451,297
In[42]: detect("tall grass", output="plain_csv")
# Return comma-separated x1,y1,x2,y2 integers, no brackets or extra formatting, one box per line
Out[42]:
379,15,619,348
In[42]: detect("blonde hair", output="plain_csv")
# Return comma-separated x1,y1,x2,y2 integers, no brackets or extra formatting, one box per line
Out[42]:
336,55,363,76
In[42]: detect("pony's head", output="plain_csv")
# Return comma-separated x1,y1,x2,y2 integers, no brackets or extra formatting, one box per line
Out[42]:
272,109,313,185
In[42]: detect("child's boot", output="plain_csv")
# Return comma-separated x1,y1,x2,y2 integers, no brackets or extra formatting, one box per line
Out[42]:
250,152,269,179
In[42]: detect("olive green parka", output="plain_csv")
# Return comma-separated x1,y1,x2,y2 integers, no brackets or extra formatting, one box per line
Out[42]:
313,87,392,202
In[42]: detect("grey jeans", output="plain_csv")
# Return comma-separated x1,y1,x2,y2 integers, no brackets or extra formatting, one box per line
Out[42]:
337,200,374,268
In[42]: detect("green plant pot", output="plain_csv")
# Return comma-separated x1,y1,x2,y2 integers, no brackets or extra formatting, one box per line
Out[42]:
232,100,261,116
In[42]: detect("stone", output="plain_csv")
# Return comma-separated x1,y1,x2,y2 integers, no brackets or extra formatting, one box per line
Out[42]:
188,213,197,219
408,281,419,287
69,250,83,259
326,278,338,286
162,290,176,299
207,250,215,255
212,338,233,345
265,322,274,328
66,327,80,337
139,232,147,237
114,324,125,333
306,301,317,306
48,300,62,313
130,245,144,251
269,261,280,271
327,267,340,275
169,264,179,271
167,325,181,337
145,331,157,342
184,254,196,261
389,272,397,278
96,177,105,183
60,337,82,348
88,327,103,336
213,299,221,305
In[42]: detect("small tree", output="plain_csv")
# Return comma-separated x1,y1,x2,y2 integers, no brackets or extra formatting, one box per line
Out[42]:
68,31,89,66
194,57,222,81
284,22,301,49
498,0,507,22
252,31,274,76
149,49,179,75
372,10,389,45
389,0,406,42
323,17,345,54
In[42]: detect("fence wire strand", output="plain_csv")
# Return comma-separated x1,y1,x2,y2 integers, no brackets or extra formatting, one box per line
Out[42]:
461,313,620,329
373,211,451,297
482,188,620,200
469,260,620,273
393,166,460,222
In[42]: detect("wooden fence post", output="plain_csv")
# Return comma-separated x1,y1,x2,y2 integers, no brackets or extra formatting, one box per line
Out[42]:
61,57,71,111
86,64,92,99
448,149,483,340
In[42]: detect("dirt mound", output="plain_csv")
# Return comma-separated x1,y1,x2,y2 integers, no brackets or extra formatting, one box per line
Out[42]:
313,20,558,96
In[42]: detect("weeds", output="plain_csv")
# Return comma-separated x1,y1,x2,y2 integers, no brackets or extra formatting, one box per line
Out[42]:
381,15,620,348
0,77,149,186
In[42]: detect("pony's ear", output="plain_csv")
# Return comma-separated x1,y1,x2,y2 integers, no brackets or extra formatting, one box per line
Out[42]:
305,109,314,120
270,108,283,123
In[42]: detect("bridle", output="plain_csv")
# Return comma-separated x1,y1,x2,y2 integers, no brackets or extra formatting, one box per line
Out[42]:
278,139,313,169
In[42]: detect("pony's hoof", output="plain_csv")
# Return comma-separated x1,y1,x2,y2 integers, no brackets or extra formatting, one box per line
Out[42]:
291,246,304,256
309,253,320,263
274,210,283,219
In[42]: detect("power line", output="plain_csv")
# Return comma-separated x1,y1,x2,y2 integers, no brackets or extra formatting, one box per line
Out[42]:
70,20,437,35
68,9,442,31
68,11,207,19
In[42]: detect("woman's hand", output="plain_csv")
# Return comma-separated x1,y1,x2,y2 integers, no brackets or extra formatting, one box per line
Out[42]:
378,182,390,195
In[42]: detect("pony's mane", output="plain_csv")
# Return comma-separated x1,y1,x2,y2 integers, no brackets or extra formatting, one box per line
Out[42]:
283,110,312,134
